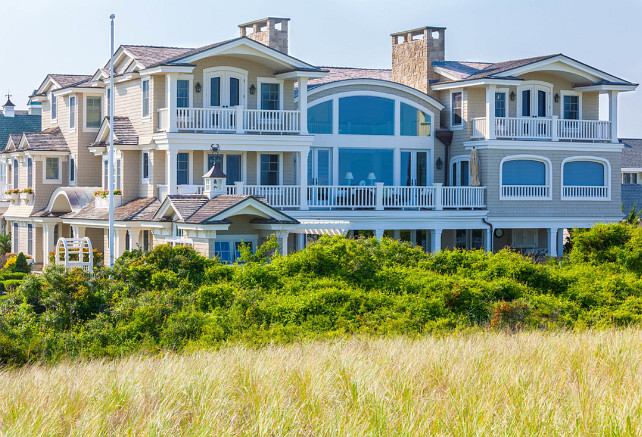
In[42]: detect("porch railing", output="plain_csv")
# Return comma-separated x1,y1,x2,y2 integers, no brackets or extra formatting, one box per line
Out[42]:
471,116,613,142
562,185,609,199
501,185,550,199
241,185,301,208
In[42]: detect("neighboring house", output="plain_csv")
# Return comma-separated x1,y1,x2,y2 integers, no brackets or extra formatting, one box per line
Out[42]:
620,138,642,215
6,17,638,267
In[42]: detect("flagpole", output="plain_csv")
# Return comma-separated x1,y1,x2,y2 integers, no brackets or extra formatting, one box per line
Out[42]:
108,14,116,268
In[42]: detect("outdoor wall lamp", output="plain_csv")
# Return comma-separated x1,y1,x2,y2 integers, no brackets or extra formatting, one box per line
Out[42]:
554,93,560,103
249,84,256,95
435,157,443,170
510,91,516,101
195,82,202,93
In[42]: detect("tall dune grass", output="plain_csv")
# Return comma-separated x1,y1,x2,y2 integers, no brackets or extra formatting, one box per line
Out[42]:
1,330,641,436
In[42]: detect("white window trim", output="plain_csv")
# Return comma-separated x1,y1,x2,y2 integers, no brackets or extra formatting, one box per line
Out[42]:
257,77,284,110
560,156,611,201
559,90,582,120
50,92,58,123
495,88,509,118
176,75,194,109
84,94,103,132
257,152,283,185
450,89,463,130
516,81,553,118
511,229,539,249
142,151,151,184
68,95,77,133
141,77,152,121
449,155,470,186
499,155,552,200
176,151,193,185
43,157,63,184
203,67,247,108
69,154,76,186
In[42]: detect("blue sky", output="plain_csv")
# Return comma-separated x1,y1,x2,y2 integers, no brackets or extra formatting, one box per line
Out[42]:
1,0,640,136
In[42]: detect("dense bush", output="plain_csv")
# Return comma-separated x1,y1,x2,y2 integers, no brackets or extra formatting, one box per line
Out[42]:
2,223,642,365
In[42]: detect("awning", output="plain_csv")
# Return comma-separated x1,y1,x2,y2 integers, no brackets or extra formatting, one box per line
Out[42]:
290,219,350,236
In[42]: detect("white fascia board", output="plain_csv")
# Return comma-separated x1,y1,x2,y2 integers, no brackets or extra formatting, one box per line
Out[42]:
252,223,301,231
36,76,61,95
505,55,629,85
274,70,327,80
113,72,140,83
54,87,100,97
152,132,314,151
487,216,623,229
176,223,229,231
30,217,64,224
464,140,624,152
622,168,642,172
573,84,638,92
306,79,445,111
431,78,522,90
29,95,47,103
154,199,183,221
140,65,195,76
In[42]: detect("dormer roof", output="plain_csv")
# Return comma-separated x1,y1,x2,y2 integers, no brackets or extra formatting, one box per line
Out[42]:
33,74,93,96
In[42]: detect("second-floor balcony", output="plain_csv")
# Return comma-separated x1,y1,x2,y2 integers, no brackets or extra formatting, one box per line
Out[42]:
471,116,613,142
164,182,486,211
158,106,301,135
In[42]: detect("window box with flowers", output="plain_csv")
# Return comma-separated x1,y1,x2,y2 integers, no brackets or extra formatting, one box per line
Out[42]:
5,189,20,202
94,190,122,208
20,188,34,203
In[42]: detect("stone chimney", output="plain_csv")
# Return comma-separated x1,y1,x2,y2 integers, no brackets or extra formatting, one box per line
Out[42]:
2,94,15,118
391,26,445,98
239,17,290,54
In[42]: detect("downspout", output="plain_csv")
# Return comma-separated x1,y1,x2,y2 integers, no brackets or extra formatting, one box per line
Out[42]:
482,218,493,253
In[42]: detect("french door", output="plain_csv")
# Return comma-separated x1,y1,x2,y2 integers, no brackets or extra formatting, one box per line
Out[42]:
205,72,245,108
520,86,549,118
400,150,428,186
308,148,331,185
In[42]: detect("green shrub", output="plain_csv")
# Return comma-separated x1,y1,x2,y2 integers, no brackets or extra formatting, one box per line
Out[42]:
2,280,22,291
13,253,30,274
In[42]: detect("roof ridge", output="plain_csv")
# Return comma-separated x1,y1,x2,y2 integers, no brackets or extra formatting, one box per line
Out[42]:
122,44,194,50
320,66,391,71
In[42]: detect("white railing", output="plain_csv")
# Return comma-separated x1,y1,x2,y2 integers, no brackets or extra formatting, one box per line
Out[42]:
495,117,552,140
307,186,376,209
442,186,486,208
501,185,550,199
157,108,168,132
382,186,436,209
243,109,300,133
562,185,609,199
557,120,611,141
471,117,487,139
177,185,204,195
0,182,10,201
242,185,301,208
176,107,237,131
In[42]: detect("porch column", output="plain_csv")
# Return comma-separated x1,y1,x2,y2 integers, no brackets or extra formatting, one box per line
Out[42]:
279,231,289,256
296,233,305,251
485,227,492,252
608,90,619,143
374,229,385,240
548,228,558,257
299,149,309,210
558,228,565,256
116,229,127,258
485,84,496,139
72,225,85,238
299,77,309,134
166,150,177,195
42,223,55,267
430,228,442,253
165,73,178,132
130,229,141,251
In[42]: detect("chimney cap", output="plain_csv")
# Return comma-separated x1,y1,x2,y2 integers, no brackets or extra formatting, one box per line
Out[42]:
238,17,290,28
390,26,446,37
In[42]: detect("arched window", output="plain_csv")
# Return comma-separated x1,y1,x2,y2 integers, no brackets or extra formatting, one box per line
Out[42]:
339,96,394,135
400,103,431,136
562,158,609,199
308,100,332,134
500,157,551,199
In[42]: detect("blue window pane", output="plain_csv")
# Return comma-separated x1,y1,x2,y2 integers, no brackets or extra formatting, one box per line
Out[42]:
177,153,189,185
230,78,240,106
260,154,279,185
214,242,232,262
308,101,332,134
210,77,220,106
339,96,394,135
177,80,189,108
563,161,604,186
339,148,393,186
502,160,546,185
495,93,506,118
400,103,431,136
261,83,280,110
537,90,546,117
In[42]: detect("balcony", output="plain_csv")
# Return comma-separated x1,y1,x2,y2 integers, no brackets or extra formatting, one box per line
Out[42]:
471,117,613,142
158,106,301,134
167,182,486,211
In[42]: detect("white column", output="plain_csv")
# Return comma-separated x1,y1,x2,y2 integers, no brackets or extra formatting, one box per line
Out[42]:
608,90,619,143
485,227,492,252
558,228,565,256
166,150,177,195
431,229,442,253
486,84,496,139
115,229,127,258
299,149,309,210
375,182,384,211
166,74,178,132
280,231,289,256
72,226,86,238
434,183,443,210
130,229,141,251
299,77,309,134
548,228,558,257
296,233,305,251
42,224,54,266
374,229,385,240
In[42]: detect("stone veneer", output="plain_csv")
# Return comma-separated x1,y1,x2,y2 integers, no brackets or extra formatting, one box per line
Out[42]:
239,18,289,54
392,27,445,98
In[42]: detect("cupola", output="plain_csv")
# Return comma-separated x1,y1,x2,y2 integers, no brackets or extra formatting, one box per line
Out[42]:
203,163,227,199
3,94,15,118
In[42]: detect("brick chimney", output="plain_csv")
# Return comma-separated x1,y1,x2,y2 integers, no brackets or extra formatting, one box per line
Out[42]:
391,26,445,97
239,17,290,54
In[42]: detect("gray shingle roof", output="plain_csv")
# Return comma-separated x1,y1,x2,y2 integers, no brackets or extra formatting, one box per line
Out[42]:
0,114,41,151
621,139,642,169
62,197,161,221
21,127,69,152
432,55,557,83
90,116,139,147
49,74,93,88
307,67,392,88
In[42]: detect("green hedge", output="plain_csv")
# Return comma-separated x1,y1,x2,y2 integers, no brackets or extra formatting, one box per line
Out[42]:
1,223,642,365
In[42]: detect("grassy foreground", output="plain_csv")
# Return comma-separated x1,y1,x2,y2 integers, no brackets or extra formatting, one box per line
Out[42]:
1,330,641,436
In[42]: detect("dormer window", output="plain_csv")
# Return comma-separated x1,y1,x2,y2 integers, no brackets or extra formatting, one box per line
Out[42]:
51,94,57,120
69,95,76,130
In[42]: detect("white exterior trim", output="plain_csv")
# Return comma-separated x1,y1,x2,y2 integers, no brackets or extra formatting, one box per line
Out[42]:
499,154,553,200
450,89,463,130
83,94,103,132
559,90,582,120
256,77,284,110
560,156,611,201
463,140,623,152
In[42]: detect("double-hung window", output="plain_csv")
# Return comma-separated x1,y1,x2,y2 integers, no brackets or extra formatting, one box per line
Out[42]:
27,224,33,256
69,96,76,130
12,159,18,189
177,80,190,108
51,94,57,120
69,156,76,184
27,158,33,188
177,153,189,185
260,83,280,110
46,158,59,180
142,152,150,181
260,154,279,185
142,79,150,118
563,95,580,120
495,92,507,118
86,96,102,128
12,223,18,252
451,91,463,127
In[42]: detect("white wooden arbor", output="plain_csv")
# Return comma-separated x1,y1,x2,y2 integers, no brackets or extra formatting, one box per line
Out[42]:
55,237,94,273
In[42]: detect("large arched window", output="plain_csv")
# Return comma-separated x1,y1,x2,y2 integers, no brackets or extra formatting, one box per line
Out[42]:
500,156,551,199
339,96,394,135
562,158,609,200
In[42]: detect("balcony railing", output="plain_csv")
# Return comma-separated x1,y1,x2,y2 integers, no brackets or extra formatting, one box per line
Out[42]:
471,117,613,142
501,185,550,200
562,185,609,200
157,106,301,134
